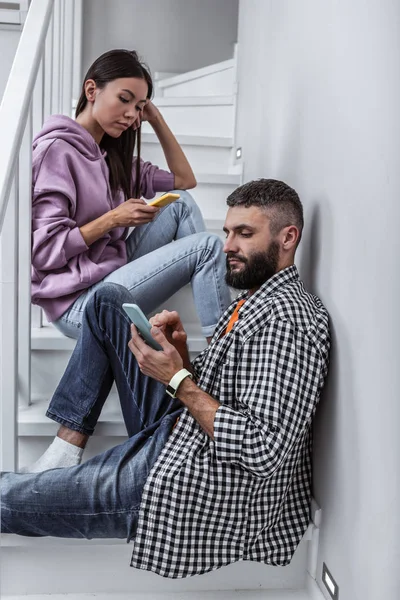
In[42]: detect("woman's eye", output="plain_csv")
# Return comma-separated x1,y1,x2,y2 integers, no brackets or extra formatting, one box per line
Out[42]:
119,96,129,104
136,106,143,112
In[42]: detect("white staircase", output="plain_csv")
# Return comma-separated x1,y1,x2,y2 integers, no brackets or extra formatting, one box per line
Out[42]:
19,55,243,465
0,5,324,598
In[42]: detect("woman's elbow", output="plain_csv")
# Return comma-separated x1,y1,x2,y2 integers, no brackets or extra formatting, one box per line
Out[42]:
175,174,197,190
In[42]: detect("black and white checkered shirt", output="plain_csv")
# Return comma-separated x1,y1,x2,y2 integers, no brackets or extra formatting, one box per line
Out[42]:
130,265,330,578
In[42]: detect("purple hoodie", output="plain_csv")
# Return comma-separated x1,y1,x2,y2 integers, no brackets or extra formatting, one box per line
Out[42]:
31,115,174,322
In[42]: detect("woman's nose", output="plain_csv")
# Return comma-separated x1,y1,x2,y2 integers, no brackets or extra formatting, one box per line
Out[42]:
125,106,139,120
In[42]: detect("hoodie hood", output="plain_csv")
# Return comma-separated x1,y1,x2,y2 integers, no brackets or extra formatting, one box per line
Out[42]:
33,114,102,160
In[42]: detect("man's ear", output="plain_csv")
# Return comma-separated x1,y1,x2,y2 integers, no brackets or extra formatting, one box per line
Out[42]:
84,79,97,103
281,225,300,251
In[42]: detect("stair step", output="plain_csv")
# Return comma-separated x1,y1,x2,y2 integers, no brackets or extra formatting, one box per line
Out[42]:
0,540,309,596
18,395,127,436
31,325,207,352
158,59,235,89
142,134,233,174
142,132,233,148
152,95,234,107
1,591,311,600
196,171,241,185
141,99,234,137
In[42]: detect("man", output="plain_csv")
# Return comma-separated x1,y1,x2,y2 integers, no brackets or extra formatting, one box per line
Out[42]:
1,179,330,578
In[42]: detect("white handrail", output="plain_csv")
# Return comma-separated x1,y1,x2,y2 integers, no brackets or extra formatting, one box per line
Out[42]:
0,0,54,234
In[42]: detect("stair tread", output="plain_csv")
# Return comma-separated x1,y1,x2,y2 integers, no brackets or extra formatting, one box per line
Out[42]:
196,172,242,184
142,132,233,147
19,396,122,424
31,324,207,352
158,58,235,88
151,95,234,107
1,592,310,600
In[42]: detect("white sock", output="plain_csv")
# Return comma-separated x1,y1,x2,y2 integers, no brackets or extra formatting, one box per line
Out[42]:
20,436,84,473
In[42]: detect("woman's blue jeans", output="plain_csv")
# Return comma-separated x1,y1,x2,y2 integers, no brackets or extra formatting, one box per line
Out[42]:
54,190,231,339
1,284,182,539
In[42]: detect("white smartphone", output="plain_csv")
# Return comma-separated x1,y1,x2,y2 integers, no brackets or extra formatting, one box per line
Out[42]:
148,192,180,208
122,303,163,351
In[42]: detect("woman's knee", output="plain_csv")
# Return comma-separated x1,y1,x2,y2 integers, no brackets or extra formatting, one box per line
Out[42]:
192,231,225,260
173,189,200,216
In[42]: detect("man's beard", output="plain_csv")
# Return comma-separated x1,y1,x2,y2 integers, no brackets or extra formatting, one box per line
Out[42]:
225,241,280,290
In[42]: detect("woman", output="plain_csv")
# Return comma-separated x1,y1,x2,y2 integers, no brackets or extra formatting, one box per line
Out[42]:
32,49,231,341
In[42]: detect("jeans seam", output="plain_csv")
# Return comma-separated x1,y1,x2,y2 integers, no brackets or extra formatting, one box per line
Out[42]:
1,505,140,516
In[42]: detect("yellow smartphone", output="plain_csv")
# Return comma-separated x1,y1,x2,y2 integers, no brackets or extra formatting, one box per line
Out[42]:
148,192,180,208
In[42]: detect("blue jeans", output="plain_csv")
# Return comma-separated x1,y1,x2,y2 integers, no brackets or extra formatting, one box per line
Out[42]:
1,284,182,538
54,190,230,339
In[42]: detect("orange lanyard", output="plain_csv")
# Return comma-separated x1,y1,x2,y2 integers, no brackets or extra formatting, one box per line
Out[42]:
225,299,246,335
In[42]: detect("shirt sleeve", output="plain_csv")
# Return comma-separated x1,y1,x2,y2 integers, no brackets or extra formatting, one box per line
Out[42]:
213,319,323,478
133,158,175,199
32,192,89,271
32,145,88,271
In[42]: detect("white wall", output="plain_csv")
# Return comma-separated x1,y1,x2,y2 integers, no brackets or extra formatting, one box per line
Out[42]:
236,1,400,599
82,0,238,76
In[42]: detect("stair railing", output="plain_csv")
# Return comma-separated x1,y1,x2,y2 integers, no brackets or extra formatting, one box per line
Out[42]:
0,0,81,471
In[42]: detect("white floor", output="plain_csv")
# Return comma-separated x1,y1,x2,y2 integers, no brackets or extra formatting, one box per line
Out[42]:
2,592,311,600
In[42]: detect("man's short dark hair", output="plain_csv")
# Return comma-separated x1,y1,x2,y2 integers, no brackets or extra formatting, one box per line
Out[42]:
226,179,304,244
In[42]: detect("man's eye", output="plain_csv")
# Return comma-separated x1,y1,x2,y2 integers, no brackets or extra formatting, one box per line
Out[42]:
241,232,252,238
119,96,129,103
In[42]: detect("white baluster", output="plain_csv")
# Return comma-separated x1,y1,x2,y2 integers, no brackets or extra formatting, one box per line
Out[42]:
0,178,19,471
18,110,33,408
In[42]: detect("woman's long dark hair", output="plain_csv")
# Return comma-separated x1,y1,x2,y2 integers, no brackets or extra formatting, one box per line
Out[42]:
75,49,153,199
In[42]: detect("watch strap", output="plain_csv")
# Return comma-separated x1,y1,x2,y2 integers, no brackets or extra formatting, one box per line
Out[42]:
166,368,193,398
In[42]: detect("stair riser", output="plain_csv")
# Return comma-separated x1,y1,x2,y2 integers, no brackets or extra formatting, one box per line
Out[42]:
143,104,235,137
142,141,233,173
19,435,126,467
1,543,308,596
162,68,235,98
30,285,212,397
193,183,238,220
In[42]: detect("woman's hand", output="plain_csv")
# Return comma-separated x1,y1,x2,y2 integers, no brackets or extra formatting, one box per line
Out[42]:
111,198,159,228
131,100,160,130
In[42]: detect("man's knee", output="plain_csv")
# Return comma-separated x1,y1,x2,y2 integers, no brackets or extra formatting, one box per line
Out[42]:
84,283,134,329
88,283,132,311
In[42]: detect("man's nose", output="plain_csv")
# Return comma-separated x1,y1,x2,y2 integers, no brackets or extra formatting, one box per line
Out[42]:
223,236,238,254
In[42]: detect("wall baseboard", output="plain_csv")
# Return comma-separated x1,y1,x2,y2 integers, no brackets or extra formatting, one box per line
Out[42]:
306,574,328,600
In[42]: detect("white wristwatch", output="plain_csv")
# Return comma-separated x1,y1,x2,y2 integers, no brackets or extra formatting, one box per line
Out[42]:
166,368,193,398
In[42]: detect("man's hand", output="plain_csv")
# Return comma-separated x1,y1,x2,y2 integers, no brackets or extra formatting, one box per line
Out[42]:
149,310,191,368
128,323,184,386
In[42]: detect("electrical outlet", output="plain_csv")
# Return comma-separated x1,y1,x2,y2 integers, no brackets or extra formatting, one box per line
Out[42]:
322,562,339,599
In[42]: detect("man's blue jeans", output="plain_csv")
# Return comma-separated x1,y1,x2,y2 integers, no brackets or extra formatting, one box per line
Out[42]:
1,284,182,539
